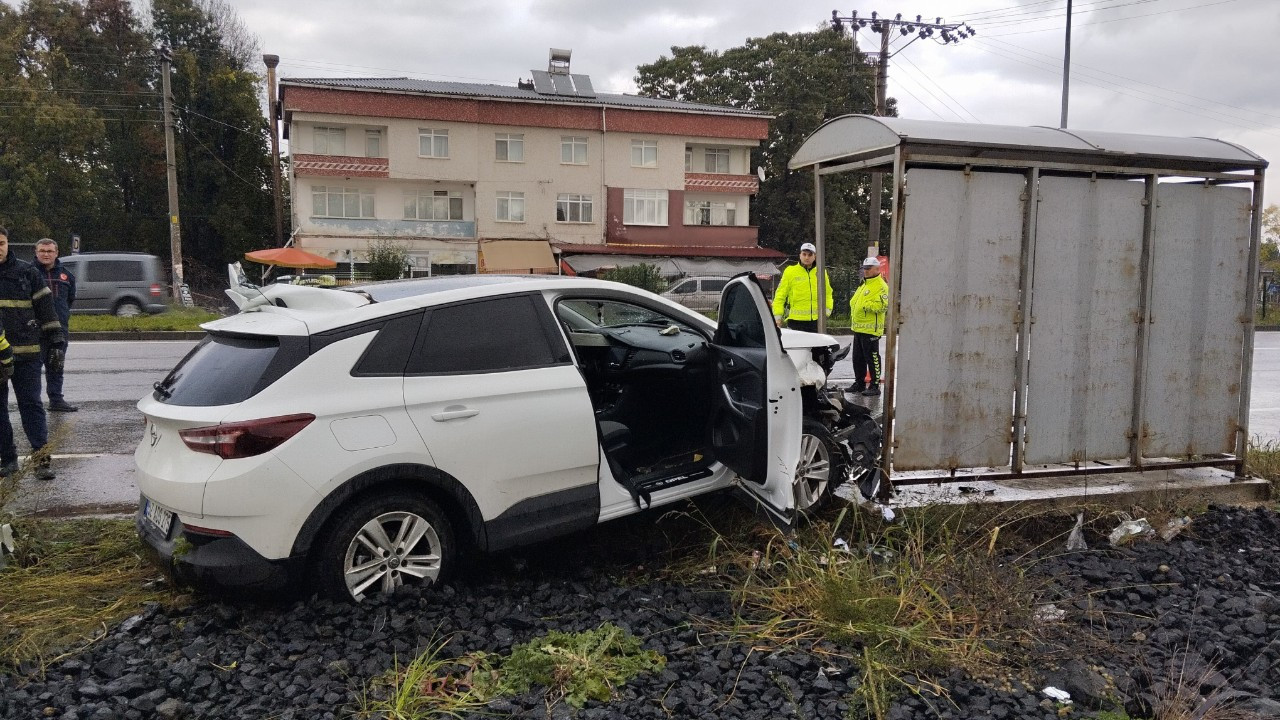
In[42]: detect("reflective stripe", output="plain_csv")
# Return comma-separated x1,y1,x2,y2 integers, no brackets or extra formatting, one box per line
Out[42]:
0,299,32,308
10,344,40,354
41,321,62,332
32,287,51,300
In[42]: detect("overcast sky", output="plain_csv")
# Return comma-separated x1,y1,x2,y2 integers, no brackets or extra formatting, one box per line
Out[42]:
230,0,1279,208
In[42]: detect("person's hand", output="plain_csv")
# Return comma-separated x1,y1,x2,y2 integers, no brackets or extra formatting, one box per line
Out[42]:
774,317,782,328
47,346,65,375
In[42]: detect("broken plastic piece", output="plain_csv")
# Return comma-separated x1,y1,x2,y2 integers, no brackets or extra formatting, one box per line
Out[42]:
1108,518,1155,546
878,505,895,522
1066,512,1088,551
1034,603,1065,622
832,538,851,553
1042,686,1072,704
1160,516,1192,541
0,523,13,570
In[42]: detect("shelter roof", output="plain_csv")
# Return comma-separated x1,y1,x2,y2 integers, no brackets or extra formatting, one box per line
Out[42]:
788,115,1267,173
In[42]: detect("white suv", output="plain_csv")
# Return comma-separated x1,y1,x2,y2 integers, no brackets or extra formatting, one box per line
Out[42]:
135,274,880,601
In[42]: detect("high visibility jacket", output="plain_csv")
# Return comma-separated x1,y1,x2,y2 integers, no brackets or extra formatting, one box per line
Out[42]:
771,263,832,322
849,274,889,336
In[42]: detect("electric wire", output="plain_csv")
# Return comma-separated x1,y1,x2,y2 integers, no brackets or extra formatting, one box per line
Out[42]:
982,0,1248,36
894,52,982,122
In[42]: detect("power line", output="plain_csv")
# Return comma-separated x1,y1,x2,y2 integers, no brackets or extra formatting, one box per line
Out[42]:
892,50,982,121
974,0,1167,28
179,106,262,136
983,0,1248,36
186,131,265,191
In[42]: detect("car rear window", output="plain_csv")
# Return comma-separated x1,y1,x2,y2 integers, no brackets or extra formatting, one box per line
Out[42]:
153,334,306,406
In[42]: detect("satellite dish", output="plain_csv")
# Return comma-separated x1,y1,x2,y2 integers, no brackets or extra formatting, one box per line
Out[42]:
756,166,766,182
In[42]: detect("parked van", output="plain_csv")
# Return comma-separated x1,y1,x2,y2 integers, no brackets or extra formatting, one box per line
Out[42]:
661,276,731,312
57,252,167,316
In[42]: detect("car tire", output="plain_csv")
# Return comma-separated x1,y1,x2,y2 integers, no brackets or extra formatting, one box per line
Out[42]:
312,491,455,602
794,417,847,515
114,300,144,317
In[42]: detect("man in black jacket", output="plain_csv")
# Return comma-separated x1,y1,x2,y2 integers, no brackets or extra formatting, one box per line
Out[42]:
0,228,66,480
34,239,77,412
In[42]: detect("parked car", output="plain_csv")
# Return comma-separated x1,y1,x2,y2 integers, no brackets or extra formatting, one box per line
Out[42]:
661,275,731,312
134,274,881,601
58,252,167,316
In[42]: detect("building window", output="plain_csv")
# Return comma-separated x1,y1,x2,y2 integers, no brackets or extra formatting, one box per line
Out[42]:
313,126,346,155
496,133,524,162
684,148,692,172
312,186,374,219
405,189,463,221
496,191,525,222
623,189,668,225
561,136,587,165
631,139,658,168
685,200,737,226
365,130,382,158
704,147,730,173
556,193,593,223
419,129,449,158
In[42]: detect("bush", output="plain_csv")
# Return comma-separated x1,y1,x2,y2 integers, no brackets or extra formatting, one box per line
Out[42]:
599,264,667,293
365,239,409,281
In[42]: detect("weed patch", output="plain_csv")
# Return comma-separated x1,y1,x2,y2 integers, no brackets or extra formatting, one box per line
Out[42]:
0,518,176,675
68,307,220,333
354,623,665,716
1246,436,1280,496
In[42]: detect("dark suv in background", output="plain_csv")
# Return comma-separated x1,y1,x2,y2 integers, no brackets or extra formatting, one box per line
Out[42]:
58,252,168,316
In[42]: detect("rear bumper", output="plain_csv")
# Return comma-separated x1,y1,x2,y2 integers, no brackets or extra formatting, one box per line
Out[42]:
135,500,298,594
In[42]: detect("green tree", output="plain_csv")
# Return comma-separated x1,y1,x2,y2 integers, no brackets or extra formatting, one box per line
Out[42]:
635,28,887,264
599,264,667,293
1262,203,1279,276
365,239,408,281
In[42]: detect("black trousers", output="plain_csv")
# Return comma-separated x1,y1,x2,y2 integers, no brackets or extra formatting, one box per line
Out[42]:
786,319,819,332
852,332,882,388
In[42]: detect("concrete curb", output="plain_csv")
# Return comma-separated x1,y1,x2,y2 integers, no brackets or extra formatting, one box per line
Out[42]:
71,331,206,341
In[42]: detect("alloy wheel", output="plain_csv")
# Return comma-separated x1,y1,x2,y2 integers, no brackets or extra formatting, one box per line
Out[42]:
342,511,442,601
793,432,831,510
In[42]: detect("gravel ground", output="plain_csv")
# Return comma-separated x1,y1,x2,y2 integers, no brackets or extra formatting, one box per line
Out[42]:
3,504,1280,720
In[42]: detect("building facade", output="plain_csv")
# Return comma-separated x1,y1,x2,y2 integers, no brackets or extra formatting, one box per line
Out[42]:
277,51,781,276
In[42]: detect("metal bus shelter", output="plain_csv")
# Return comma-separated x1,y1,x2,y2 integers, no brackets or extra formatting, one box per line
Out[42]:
789,115,1268,491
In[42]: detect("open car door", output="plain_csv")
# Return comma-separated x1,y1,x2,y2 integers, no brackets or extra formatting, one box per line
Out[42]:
708,274,801,524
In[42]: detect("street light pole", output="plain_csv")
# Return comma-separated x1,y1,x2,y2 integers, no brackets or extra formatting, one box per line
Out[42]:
1060,0,1073,128
263,54,286,248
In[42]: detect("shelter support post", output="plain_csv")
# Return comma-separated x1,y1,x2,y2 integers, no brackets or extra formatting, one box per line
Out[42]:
878,147,907,500
1011,168,1041,474
814,168,827,333
1129,174,1160,467
1235,172,1266,477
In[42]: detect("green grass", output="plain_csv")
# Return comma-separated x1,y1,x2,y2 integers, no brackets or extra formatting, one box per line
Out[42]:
353,624,665,717
68,306,221,332
1246,436,1280,496
0,518,178,674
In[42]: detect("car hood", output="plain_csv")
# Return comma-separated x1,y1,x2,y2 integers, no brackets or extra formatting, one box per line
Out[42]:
780,328,839,349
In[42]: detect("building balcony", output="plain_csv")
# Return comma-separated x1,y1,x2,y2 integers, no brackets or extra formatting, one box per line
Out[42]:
684,172,758,194
305,217,476,238
293,153,389,178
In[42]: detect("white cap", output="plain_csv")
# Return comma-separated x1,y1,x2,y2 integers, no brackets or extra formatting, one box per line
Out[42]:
799,242,817,253
861,257,880,268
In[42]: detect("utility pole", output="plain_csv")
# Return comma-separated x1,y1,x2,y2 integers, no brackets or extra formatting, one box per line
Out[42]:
1060,0,1073,128
157,46,184,301
263,54,285,247
831,10,975,253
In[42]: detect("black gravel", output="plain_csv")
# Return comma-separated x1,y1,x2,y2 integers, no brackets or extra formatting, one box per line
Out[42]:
3,505,1280,719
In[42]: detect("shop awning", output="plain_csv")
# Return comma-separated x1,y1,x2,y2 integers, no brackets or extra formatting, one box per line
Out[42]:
479,240,557,273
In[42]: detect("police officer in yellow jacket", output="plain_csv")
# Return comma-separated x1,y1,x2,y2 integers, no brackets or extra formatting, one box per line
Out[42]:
849,257,888,396
771,242,832,332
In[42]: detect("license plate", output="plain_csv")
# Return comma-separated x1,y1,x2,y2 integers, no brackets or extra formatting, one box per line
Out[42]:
143,499,174,537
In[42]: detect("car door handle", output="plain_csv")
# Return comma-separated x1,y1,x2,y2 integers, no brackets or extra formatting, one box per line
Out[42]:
431,405,479,422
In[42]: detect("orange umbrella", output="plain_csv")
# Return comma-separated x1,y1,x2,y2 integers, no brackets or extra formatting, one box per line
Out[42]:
244,247,337,269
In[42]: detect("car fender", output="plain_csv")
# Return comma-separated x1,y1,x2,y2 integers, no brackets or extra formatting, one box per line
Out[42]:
289,463,488,558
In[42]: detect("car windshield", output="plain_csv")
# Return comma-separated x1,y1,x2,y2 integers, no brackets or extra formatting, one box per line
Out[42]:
558,299,677,328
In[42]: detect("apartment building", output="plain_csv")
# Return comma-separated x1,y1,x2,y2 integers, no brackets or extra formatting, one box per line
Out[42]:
277,49,783,276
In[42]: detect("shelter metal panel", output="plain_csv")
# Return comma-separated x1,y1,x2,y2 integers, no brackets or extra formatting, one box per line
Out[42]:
1142,184,1252,457
1024,177,1147,464
893,169,1025,470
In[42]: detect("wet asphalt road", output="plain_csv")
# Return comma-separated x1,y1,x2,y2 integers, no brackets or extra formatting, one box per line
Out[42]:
5,333,1277,517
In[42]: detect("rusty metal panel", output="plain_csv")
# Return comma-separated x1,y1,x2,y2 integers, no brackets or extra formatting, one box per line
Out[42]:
1142,184,1252,457
1024,177,1146,464
894,169,1024,471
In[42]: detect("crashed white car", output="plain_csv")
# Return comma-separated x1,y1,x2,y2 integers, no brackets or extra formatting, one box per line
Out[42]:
134,274,880,601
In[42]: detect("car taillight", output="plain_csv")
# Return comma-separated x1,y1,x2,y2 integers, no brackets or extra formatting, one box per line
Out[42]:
179,413,315,459
149,283,162,297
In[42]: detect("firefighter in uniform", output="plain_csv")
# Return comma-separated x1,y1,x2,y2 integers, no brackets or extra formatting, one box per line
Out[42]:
0,227,65,480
